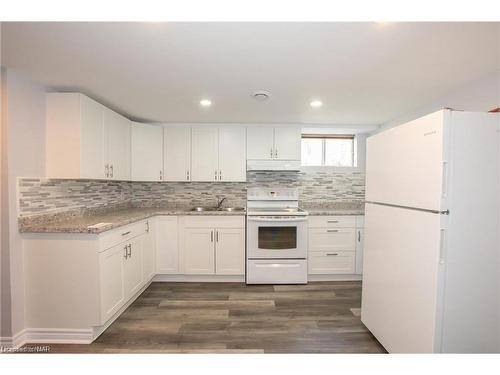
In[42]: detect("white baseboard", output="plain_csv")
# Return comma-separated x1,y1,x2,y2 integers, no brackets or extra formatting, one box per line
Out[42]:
153,274,245,283
9,279,155,348
308,274,362,282
11,328,94,348
0,336,13,347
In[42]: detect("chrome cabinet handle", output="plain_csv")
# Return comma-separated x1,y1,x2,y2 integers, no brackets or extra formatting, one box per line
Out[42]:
358,230,361,242
121,231,131,236
219,170,222,181
123,245,128,259
326,253,339,256
274,148,278,158
110,164,114,178
146,221,150,233
211,230,214,242
216,230,219,242
105,164,109,178
186,170,190,181
327,229,339,233
159,170,163,180
270,148,273,158
127,244,132,258
327,220,339,223
214,170,218,181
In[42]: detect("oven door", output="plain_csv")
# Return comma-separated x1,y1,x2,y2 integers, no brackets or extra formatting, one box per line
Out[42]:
247,216,308,259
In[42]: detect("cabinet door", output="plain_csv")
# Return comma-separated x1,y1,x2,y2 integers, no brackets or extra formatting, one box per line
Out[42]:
164,126,191,181
80,95,106,179
104,108,131,180
183,228,215,274
355,228,364,275
131,123,163,182
215,228,245,275
99,243,126,323
191,127,219,182
246,126,274,160
218,127,246,182
156,216,179,274
123,237,143,298
142,220,156,281
274,127,301,160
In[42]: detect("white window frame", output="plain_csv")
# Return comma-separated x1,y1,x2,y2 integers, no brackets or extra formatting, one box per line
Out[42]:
300,133,366,172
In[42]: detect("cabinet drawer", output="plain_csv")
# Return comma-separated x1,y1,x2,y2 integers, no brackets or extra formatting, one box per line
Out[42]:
99,220,149,251
182,215,245,229
309,228,356,251
308,216,356,228
308,251,356,274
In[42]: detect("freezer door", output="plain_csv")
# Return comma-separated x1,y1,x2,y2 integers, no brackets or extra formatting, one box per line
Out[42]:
361,203,443,353
366,110,447,211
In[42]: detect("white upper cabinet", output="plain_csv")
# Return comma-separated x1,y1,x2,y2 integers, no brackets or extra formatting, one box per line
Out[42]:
46,93,131,180
191,126,219,182
104,108,131,181
191,126,246,182
274,127,301,160
246,126,275,160
46,93,106,179
80,96,106,179
131,122,163,182
218,127,246,182
247,126,301,160
163,126,191,181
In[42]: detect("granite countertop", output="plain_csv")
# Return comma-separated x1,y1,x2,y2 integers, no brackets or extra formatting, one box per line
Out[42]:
301,202,365,216
19,206,246,235
305,208,365,216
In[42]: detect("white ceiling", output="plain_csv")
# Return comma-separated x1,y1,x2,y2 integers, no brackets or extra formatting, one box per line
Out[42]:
1,22,499,125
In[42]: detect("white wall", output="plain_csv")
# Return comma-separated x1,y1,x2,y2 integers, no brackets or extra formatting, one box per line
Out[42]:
1,67,46,340
381,70,500,130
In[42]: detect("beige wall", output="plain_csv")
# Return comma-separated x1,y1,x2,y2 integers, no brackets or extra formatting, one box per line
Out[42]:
0,66,46,340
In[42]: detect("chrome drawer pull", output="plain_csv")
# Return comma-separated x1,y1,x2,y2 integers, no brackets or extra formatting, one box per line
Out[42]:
326,253,339,256
327,229,339,233
327,220,339,223
121,231,131,236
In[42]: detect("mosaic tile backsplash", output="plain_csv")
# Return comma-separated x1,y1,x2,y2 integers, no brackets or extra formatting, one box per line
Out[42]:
18,170,365,217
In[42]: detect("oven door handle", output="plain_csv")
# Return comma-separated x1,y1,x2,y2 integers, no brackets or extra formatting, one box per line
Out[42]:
247,217,308,222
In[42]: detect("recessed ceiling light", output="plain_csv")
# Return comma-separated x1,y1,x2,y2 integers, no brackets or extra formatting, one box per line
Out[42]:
310,100,323,108
199,99,212,107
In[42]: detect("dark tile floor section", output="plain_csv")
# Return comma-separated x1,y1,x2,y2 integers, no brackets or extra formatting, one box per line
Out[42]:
43,281,386,353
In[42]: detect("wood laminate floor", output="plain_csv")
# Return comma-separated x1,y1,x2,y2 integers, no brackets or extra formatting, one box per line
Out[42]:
35,281,386,353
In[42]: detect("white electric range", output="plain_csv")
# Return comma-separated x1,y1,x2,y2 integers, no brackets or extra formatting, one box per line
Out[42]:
246,188,308,284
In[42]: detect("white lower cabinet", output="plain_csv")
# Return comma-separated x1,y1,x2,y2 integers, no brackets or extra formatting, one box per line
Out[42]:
183,227,216,274
215,228,245,275
156,216,179,274
180,216,245,276
308,215,364,277
99,243,126,323
123,236,144,299
142,220,156,281
309,251,356,274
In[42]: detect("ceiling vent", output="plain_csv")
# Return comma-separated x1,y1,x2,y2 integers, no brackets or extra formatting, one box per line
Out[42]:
252,90,271,101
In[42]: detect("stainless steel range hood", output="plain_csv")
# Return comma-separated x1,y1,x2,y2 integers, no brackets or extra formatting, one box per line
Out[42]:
246,160,301,171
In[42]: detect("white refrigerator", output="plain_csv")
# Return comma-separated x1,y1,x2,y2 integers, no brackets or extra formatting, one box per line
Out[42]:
361,109,499,353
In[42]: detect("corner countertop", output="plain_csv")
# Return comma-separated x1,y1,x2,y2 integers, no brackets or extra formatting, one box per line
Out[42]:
19,207,246,235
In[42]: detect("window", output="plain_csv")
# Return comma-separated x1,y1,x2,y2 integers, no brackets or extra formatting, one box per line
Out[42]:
301,134,355,167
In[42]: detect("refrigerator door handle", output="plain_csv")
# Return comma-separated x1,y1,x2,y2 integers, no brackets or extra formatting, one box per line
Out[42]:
441,161,448,198
439,229,446,265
